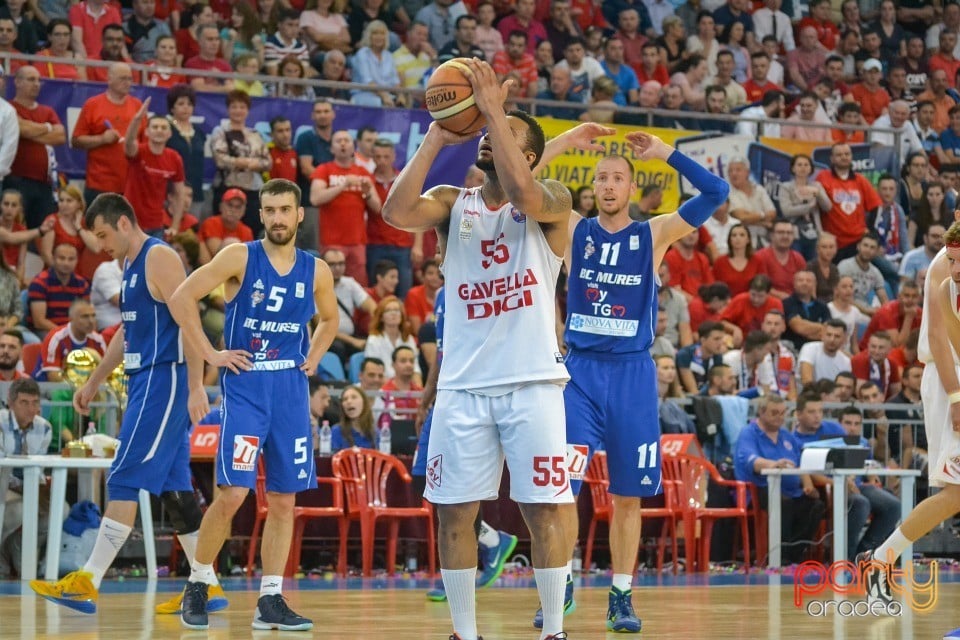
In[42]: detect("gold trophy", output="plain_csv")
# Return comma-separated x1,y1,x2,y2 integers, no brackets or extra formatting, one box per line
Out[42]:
106,361,127,415
61,348,102,456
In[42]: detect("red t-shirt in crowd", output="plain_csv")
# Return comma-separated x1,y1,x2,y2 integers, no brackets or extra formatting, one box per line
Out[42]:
380,378,424,417
68,1,123,57
798,17,839,51
197,215,254,243
688,297,722,335
711,255,760,296
369,174,414,248
850,84,890,123
309,162,372,246
404,285,435,326
663,247,713,297
72,93,144,192
850,351,901,398
816,169,882,250
742,79,783,104
888,346,921,371
10,101,60,185
634,63,670,85
268,146,299,183
754,247,807,294
1,223,25,270
144,63,187,88
174,29,201,62
183,56,232,87
858,300,922,351
33,50,81,80
42,214,86,257
720,292,784,336
124,142,185,231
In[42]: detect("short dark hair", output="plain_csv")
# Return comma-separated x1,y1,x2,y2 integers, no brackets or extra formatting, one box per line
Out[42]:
707,363,731,382
270,115,290,131
698,320,725,339
166,83,196,113
840,404,863,420
361,357,385,372
860,230,881,245
837,102,861,117
85,192,138,230
356,125,378,141
226,89,251,108
506,109,546,168
277,7,300,23
102,23,123,37
391,345,415,362
877,172,897,186
46,18,70,36
743,330,772,352
796,389,822,412
373,259,399,280
1,329,23,346
825,318,849,332
508,29,528,43
835,370,856,384
259,179,302,208
761,90,784,107
9,378,40,403
749,274,772,293
455,14,477,29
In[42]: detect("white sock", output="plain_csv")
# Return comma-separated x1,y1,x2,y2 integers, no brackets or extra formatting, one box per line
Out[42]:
189,561,218,586
477,521,500,549
260,575,283,597
612,573,632,592
534,566,568,640
176,532,220,587
81,517,131,589
442,567,477,640
874,527,912,565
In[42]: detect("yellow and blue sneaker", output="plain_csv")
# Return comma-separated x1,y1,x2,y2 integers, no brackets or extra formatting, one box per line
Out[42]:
29,570,98,614
606,586,641,633
156,584,229,614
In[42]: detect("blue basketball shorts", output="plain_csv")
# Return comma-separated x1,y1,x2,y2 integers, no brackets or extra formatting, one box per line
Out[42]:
107,362,193,501
217,367,316,494
412,408,432,477
564,350,662,498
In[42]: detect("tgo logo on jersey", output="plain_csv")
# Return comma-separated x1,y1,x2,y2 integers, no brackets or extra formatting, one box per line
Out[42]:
232,435,259,472
582,285,628,317
566,444,589,481
426,454,442,490
249,336,280,361
585,286,602,302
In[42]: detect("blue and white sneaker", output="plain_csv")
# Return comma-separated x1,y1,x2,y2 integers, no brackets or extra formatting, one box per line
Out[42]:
944,628,960,639
606,586,641,633
533,575,576,629
426,584,447,602
476,531,518,588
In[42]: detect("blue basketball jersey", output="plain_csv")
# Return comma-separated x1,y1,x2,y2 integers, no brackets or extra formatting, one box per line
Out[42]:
121,237,183,372
224,241,316,370
565,217,659,354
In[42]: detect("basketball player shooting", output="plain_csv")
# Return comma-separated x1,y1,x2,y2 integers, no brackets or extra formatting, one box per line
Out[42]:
555,133,729,633
857,217,960,630
382,58,576,640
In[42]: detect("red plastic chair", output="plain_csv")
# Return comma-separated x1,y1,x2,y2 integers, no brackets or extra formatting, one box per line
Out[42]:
661,452,752,573
582,451,681,575
331,447,436,577
246,458,347,577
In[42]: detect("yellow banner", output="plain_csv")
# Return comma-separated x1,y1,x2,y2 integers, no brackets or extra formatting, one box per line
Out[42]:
537,117,690,214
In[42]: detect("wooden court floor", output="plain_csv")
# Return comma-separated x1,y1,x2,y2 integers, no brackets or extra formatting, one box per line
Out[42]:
1,579,959,640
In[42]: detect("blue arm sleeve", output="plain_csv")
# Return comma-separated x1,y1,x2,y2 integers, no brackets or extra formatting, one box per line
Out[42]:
667,149,731,228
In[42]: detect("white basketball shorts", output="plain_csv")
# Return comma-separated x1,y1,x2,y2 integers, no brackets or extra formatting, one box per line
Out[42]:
423,383,574,505
922,362,960,487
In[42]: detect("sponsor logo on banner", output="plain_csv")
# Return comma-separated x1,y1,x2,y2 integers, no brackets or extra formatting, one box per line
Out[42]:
569,313,639,337
566,444,589,481
675,134,753,195
426,454,442,489
232,435,260,472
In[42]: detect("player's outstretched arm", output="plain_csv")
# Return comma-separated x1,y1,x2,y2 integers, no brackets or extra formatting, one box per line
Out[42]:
462,58,571,225
73,324,126,416
169,243,253,374
147,244,210,423
631,132,729,263
937,275,960,431
382,121,474,232
535,122,616,176
301,259,340,376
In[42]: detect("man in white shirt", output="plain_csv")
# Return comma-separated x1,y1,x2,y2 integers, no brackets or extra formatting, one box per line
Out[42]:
0,64,18,181
798,319,853,387
736,89,785,139
324,248,376,364
722,330,779,396
871,101,926,159
752,0,796,51
554,37,605,103
90,259,122,331
703,201,739,256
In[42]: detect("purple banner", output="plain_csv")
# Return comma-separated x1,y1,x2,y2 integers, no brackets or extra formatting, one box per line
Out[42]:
27,79,480,189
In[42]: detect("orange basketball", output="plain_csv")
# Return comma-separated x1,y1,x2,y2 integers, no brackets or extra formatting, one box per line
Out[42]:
424,58,486,135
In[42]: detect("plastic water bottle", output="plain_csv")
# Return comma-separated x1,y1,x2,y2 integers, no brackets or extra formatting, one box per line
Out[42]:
572,546,583,573
319,420,332,456
379,423,392,454
85,421,96,437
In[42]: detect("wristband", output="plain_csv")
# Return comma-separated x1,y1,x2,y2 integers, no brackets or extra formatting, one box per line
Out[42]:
950,391,960,405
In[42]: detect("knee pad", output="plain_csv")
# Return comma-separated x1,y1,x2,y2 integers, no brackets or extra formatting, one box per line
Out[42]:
161,491,203,534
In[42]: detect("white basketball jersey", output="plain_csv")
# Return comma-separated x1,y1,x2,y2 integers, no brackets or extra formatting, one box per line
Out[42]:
919,247,947,365
438,187,569,391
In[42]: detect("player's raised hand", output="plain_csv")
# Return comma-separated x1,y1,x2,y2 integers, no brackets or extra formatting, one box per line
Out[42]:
562,122,617,152
188,385,210,426
208,348,253,374
425,120,482,147
625,131,673,162
135,96,151,120
73,381,98,415
461,58,512,116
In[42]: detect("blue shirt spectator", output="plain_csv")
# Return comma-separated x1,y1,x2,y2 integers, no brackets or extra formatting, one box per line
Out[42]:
792,420,845,447
331,424,378,452
601,58,639,106
735,419,803,498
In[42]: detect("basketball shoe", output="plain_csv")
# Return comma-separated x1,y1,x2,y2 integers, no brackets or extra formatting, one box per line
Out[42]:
533,575,576,628
155,584,229,614
476,531,518,588
855,550,895,608
29,570,98,614
180,581,210,629
252,594,313,631
606,586,642,633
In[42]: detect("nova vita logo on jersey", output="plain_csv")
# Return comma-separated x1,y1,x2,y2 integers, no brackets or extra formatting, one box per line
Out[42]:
459,268,539,319
569,313,638,337
793,557,939,617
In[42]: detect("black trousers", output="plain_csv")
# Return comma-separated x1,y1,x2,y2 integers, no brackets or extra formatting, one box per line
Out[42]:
759,491,826,564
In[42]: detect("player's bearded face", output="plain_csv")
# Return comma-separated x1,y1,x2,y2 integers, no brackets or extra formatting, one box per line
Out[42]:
266,222,297,246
